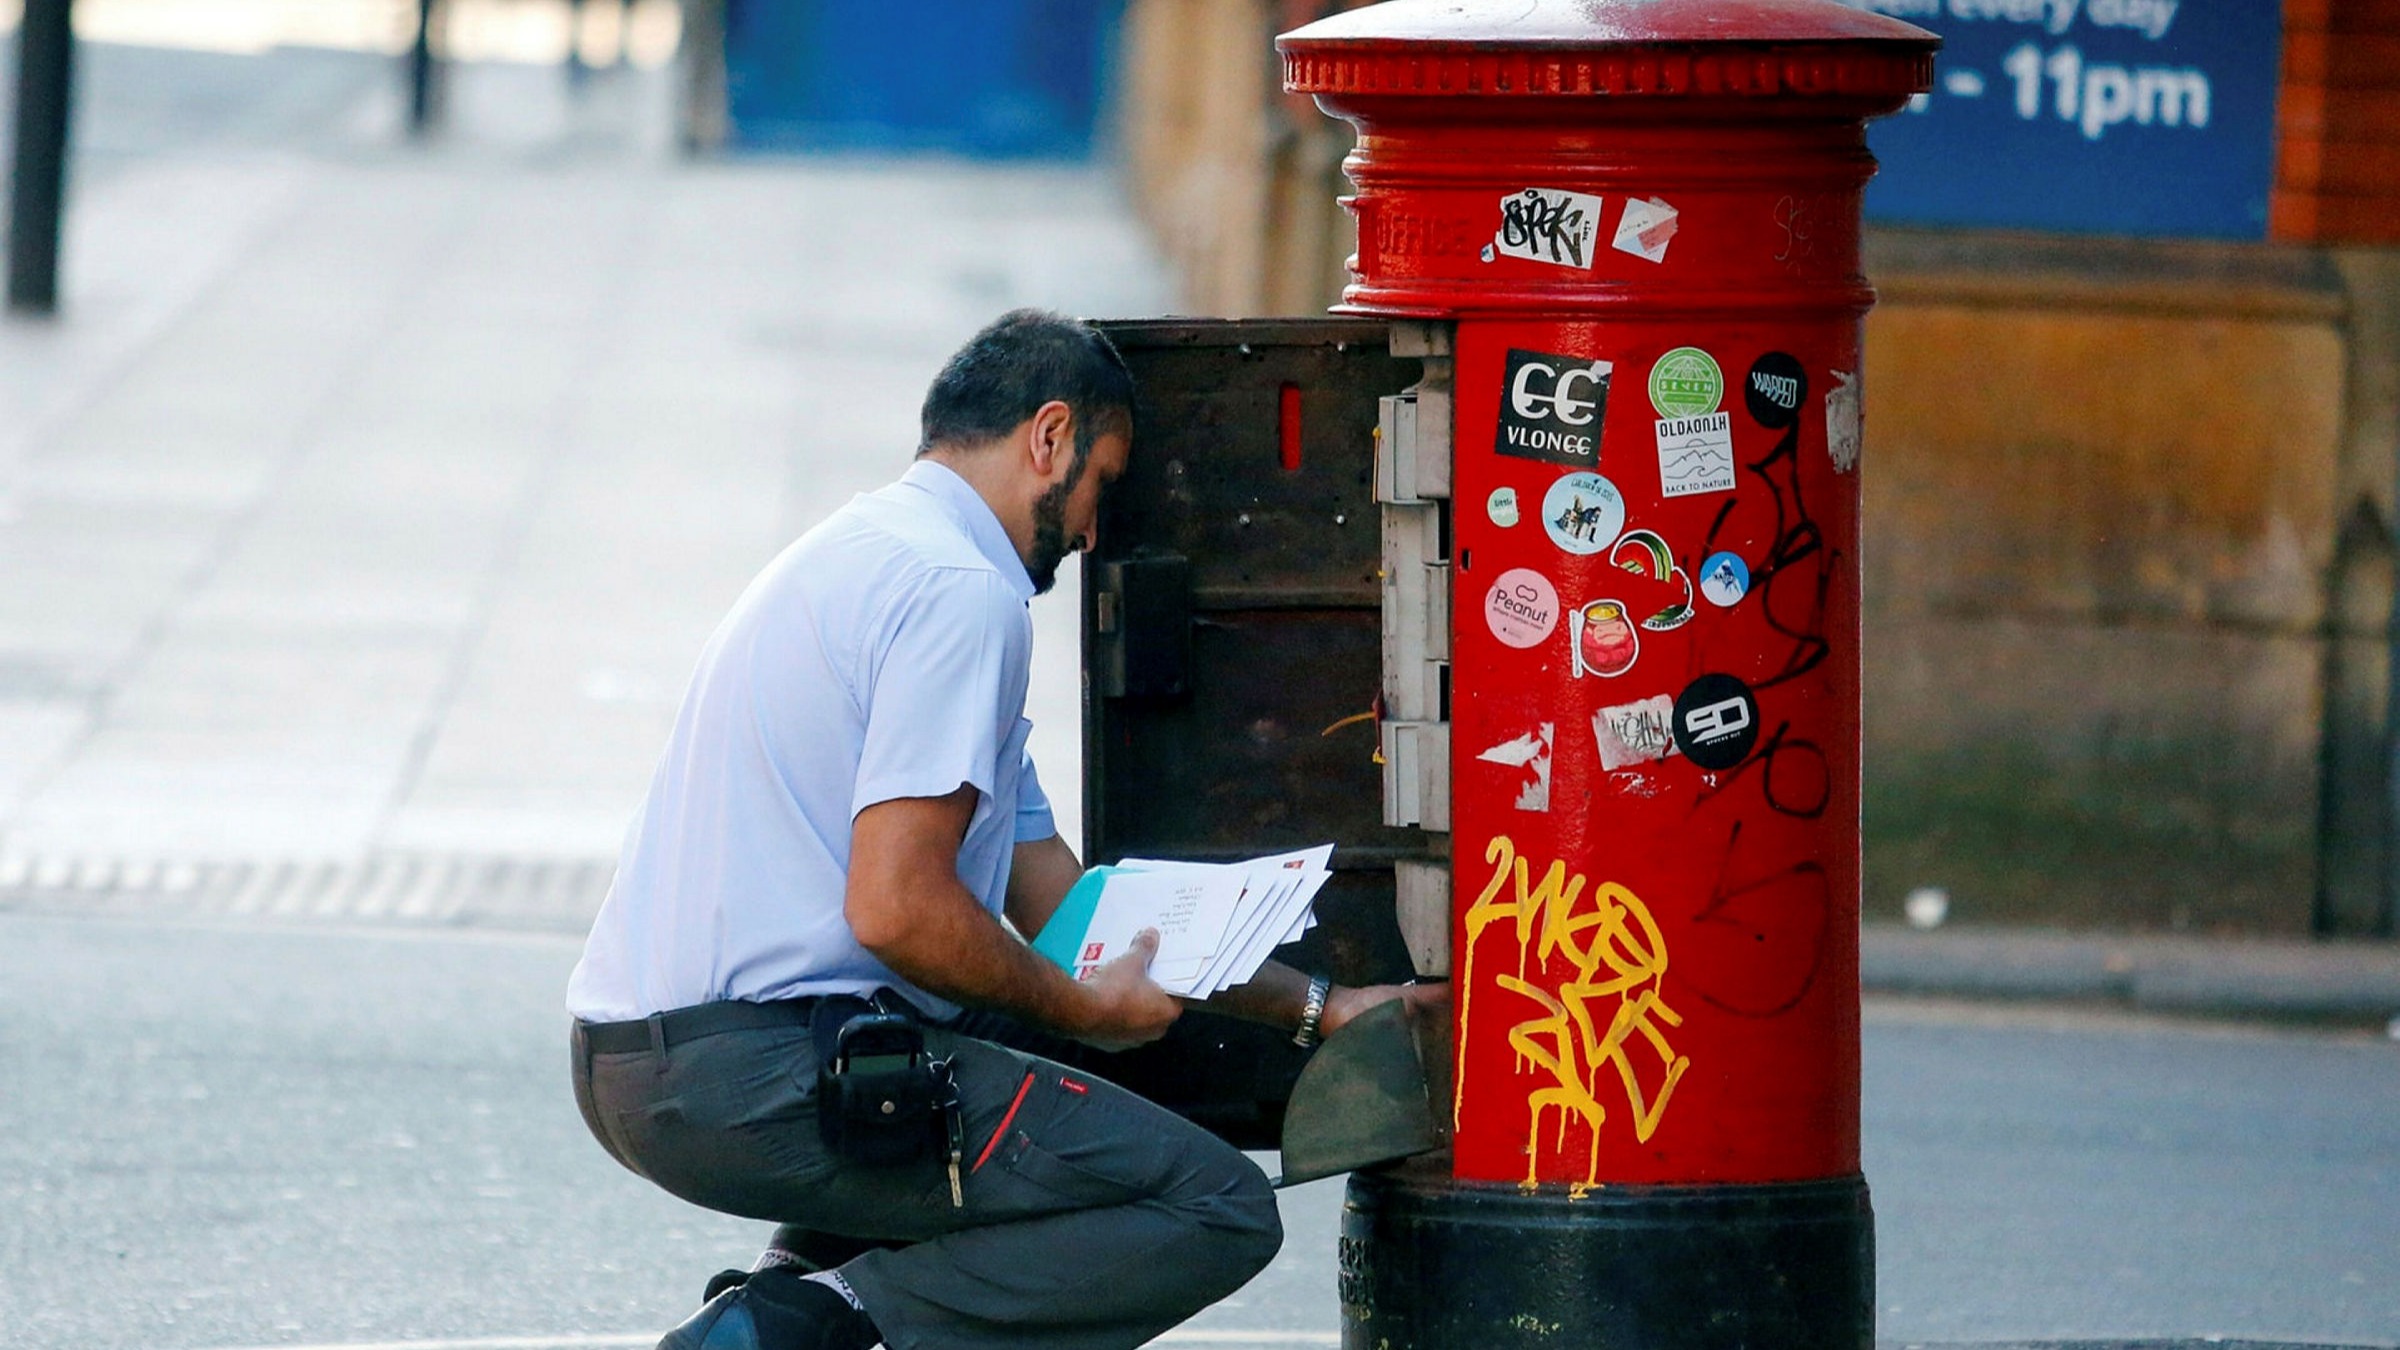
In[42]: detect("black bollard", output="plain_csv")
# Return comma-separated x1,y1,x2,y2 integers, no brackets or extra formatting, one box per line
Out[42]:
6,0,74,315
407,0,436,136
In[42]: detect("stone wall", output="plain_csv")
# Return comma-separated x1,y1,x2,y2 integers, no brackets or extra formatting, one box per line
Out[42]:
1858,234,2350,933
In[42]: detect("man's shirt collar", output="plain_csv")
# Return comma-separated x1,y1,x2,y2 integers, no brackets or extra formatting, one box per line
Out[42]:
898,459,1036,602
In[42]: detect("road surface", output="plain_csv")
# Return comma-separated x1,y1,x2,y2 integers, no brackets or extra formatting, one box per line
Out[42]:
2,909,2393,1350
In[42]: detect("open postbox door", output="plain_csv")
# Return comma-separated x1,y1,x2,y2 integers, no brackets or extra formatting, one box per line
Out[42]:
1076,320,1445,1167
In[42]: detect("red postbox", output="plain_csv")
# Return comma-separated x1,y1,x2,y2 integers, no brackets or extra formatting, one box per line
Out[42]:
1276,2,1935,1345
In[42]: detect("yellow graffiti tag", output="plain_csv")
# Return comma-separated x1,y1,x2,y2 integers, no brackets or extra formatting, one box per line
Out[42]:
1456,835,1691,1186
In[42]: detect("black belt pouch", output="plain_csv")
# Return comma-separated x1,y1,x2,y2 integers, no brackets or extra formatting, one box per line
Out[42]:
811,995,941,1166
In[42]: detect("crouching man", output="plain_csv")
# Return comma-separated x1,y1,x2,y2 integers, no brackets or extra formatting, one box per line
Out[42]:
567,310,1422,1350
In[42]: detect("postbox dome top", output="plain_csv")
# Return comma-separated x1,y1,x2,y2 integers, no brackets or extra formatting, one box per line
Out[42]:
1280,0,1936,103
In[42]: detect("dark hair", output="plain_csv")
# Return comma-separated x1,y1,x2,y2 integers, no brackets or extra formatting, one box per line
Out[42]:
918,309,1134,458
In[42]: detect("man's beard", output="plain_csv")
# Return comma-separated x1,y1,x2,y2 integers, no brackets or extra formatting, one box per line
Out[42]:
1025,433,1094,595
1027,479,1073,596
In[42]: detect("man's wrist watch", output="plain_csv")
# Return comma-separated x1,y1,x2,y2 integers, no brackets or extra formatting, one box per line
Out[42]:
1293,975,1332,1049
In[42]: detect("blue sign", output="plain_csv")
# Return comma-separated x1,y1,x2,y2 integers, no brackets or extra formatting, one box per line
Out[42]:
725,0,1121,160
1855,0,2283,239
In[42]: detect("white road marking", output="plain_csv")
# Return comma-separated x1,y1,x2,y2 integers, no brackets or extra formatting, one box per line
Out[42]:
197,1339,653,1350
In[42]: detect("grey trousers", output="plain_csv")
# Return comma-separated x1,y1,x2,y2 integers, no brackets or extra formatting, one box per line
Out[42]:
570,1009,1283,1350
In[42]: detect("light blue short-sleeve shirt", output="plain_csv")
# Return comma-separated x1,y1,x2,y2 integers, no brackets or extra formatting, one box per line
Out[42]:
565,460,1057,1023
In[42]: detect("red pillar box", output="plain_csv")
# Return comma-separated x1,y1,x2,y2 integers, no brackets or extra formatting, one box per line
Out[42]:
1278,3,1933,1346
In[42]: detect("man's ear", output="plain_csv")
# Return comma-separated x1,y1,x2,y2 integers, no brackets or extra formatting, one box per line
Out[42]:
1025,400,1076,481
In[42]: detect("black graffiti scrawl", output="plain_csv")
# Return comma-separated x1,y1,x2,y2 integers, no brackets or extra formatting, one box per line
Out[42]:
1496,348,1610,469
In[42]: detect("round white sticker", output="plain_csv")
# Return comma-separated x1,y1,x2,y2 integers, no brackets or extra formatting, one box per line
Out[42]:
1540,472,1625,556
1488,487,1520,528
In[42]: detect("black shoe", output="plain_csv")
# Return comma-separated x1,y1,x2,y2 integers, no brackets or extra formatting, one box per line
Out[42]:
656,1268,877,1350
656,1286,758,1350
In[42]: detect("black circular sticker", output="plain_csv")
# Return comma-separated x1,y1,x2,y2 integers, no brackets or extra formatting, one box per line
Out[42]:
1744,352,1807,430
1673,674,1761,770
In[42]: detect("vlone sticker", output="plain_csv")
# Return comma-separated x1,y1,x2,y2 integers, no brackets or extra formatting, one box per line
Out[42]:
1495,349,1610,469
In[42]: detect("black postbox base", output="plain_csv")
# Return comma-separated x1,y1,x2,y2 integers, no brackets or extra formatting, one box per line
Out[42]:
1339,1156,1874,1350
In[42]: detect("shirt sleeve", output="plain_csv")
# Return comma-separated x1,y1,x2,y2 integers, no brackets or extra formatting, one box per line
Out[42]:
850,569,1029,821
1012,740,1057,843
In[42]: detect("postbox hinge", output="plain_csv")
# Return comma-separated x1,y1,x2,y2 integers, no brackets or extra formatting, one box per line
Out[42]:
1378,324,1451,505
1381,504,1448,723
1380,720,1450,833
1378,324,1453,833
1375,389,1453,505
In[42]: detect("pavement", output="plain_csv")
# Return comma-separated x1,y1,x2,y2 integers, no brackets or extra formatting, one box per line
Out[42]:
0,33,1152,910
2,25,2395,1039
1865,924,2400,1029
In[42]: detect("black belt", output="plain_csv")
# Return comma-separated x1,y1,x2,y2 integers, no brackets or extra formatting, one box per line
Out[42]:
578,997,826,1055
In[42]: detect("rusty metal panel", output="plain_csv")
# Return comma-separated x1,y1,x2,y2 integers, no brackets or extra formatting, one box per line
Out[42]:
1095,610,1399,863
1079,319,1430,1137
1089,320,1415,609
1086,320,1426,903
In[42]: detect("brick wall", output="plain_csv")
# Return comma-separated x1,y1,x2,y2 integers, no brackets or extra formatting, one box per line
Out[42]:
2272,0,2400,241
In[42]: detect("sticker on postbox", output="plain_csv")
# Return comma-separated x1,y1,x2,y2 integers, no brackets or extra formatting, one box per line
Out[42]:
1827,370,1861,473
1613,196,1679,264
1648,347,1723,418
1569,600,1640,679
1672,674,1760,770
1700,552,1750,607
1484,568,1560,649
1609,530,1694,631
1656,412,1735,498
1540,471,1624,555
1745,353,1807,428
1496,349,1610,469
1487,487,1520,528
1493,187,1603,269
1475,723,1554,813
1592,694,1679,771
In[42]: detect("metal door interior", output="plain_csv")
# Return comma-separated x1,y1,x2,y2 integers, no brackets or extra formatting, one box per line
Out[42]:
1076,319,1433,1149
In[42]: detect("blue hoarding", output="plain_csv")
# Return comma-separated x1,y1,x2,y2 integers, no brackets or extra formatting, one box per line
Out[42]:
725,0,1121,160
1854,0,2283,239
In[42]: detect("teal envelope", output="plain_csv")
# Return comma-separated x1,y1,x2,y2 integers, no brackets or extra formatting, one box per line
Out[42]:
1029,865,1123,972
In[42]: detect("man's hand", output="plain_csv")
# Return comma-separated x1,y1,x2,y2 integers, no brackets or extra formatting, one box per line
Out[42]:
1192,961,1451,1046
1069,929,1182,1051
1321,980,1449,1041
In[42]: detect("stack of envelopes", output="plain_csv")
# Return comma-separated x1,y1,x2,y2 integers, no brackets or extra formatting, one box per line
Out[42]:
1030,845,1334,998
